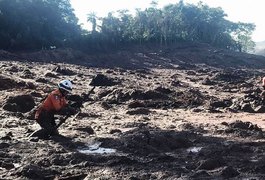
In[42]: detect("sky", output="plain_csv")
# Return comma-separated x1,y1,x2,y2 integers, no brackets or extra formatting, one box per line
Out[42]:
70,0,265,42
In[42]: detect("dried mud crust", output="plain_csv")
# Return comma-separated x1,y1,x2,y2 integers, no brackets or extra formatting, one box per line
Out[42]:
1,60,265,179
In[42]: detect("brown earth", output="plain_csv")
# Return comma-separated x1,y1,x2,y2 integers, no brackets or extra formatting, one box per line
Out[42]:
1,45,265,179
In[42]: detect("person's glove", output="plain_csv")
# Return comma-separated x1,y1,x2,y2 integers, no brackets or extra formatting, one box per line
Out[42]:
59,105,78,116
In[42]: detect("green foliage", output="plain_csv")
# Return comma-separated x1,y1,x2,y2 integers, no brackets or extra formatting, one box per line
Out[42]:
0,0,81,50
0,0,255,52
84,1,255,52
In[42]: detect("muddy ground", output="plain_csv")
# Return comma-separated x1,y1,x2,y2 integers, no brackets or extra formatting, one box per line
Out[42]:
1,53,265,179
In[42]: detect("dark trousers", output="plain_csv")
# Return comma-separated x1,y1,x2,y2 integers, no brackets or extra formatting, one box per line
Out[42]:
36,110,57,136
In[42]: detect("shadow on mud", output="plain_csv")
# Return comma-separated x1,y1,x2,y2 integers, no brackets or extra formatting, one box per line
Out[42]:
4,123,265,179
90,124,265,179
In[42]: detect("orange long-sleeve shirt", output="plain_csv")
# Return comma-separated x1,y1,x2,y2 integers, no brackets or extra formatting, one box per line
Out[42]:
35,89,67,119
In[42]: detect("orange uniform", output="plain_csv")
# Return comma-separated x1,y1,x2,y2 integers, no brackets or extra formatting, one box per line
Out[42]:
35,89,67,119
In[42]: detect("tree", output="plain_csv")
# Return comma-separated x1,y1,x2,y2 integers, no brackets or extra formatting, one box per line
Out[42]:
232,22,256,52
0,0,81,50
87,12,98,33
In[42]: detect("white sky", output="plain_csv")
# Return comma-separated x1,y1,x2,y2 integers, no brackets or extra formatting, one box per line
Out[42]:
70,0,265,42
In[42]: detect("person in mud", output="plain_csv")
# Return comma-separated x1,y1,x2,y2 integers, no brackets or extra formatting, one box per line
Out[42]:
32,79,75,138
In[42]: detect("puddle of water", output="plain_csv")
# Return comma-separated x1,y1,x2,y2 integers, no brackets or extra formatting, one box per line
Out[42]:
78,142,116,154
186,147,202,153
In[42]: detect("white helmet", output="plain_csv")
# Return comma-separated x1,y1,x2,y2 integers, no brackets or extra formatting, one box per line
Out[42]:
58,79,73,93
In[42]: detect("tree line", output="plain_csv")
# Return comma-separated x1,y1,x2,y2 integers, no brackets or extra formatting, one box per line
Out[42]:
0,0,255,52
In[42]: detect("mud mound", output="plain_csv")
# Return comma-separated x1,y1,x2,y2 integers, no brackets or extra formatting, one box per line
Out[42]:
230,89,265,113
90,74,120,86
213,71,245,83
53,66,76,76
218,121,263,138
174,89,206,108
102,88,207,109
0,76,25,90
101,89,168,104
21,69,36,79
3,95,35,113
106,128,193,155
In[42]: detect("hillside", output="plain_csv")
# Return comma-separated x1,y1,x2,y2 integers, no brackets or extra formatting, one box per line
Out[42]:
1,43,265,69
1,44,265,179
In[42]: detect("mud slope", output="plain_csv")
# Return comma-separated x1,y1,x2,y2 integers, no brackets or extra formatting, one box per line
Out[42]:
1,43,265,69
2,58,265,179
